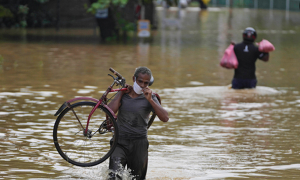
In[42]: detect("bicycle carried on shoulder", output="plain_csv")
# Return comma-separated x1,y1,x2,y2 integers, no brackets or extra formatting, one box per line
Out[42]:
53,68,160,167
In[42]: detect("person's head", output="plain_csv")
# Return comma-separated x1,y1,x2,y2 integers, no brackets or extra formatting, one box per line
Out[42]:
243,27,257,42
133,67,152,88
132,67,153,95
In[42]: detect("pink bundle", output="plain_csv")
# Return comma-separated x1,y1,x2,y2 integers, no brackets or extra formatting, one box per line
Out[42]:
258,39,275,52
220,44,238,69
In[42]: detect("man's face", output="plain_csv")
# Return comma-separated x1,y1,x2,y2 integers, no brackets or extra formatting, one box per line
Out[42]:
134,73,151,89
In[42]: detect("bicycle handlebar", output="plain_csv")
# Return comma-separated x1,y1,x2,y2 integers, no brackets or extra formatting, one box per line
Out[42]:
109,67,123,79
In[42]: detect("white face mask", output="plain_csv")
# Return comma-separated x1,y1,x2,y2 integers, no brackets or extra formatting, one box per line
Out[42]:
133,81,143,94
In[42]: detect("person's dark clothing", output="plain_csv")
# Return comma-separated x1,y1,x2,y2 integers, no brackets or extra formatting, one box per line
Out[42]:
109,93,161,179
117,94,160,139
199,0,207,9
232,41,268,89
232,78,257,89
234,41,260,79
95,8,116,41
109,138,149,180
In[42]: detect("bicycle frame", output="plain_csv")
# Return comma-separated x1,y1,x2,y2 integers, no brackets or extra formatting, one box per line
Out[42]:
84,81,127,135
53,68,162,167
54,68,161,136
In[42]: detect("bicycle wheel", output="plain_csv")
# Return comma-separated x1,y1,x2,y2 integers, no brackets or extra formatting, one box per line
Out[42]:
53,101,119,167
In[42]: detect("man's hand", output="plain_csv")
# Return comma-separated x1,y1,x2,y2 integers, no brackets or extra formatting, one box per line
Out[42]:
143,87,169,122
124,84,133,94
142,87,152,101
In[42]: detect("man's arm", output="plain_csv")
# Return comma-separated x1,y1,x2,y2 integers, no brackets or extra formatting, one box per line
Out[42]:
143,87,169,122
258,52,269,62
149,98,169,122
107,91,124,114
108,85,132,114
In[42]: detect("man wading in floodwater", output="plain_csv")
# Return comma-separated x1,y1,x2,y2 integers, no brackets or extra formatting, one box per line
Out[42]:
107,67,169,180
231,27,270,89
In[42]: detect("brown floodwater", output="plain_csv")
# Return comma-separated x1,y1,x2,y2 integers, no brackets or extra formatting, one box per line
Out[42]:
0,7,300,179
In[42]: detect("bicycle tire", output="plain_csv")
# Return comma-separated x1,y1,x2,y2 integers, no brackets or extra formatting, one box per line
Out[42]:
53,101,119,167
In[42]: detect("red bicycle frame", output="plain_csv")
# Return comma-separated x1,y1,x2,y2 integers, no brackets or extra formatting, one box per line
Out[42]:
54,67,161,135
84,83,127,135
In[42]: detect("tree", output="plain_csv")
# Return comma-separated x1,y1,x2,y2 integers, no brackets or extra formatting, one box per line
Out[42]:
0,0,53,28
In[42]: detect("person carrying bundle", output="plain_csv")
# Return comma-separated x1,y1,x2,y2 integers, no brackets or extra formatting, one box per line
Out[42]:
220,27,275,89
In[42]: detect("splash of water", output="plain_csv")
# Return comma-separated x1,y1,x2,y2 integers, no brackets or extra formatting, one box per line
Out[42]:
62,163,135,180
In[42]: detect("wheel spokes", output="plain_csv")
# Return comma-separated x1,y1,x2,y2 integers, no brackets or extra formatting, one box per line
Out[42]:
54,102,118,166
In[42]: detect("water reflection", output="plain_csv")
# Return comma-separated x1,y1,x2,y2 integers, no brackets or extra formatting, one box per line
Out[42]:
0,7,300,180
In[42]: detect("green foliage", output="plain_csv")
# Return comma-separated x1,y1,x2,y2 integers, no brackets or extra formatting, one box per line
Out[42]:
124,22,135,31
86,0,129,14
86,0,135,41
19,20,27,27
0,5,13,18
18,5,29,15
18,5,29,28
115,12,135,31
